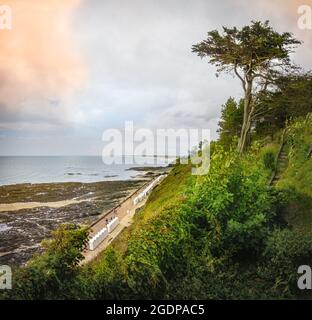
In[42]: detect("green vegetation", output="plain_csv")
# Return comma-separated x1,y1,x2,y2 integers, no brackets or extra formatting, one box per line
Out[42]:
3,115,311,300
277,115,312,233
255,73,312,138
1,225,88,300
218,97,243,149
278,116,312,197
90,162,193,257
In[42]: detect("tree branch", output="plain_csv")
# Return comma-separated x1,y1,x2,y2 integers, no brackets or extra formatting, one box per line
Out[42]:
234,62,246,92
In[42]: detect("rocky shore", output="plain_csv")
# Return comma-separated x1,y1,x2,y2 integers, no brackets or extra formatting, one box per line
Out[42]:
0,178,151,266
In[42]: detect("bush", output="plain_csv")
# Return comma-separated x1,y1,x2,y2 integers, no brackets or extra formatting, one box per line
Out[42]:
7,224,89,300
262,149,276,171
192,148,275,259
261,228,312,295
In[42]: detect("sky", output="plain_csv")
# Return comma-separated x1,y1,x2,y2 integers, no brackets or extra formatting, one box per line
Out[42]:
0,0,311,155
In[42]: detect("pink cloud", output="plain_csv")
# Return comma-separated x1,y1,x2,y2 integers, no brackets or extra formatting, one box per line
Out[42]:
0,0,86,114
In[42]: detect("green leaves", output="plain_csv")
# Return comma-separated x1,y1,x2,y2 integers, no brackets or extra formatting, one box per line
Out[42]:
192,20,301,76
8,224,89,299
218,97,244,149
260,229,312,294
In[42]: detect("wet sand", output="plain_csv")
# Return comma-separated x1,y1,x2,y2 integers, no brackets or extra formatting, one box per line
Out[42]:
0,198,96,212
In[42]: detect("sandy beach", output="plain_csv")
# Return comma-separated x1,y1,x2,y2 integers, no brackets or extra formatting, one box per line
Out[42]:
0,198,96,212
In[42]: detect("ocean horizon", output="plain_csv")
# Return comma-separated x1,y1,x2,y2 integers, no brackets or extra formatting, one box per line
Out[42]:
0,155,172,186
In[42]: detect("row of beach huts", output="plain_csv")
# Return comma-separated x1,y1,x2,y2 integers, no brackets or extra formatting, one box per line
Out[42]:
88,174,166,251
132,174,165,205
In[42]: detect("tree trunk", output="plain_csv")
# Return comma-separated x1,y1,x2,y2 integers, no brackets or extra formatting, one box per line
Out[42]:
237,80,253,154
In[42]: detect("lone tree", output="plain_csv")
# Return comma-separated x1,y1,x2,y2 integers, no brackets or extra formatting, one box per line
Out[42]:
192,21,301,153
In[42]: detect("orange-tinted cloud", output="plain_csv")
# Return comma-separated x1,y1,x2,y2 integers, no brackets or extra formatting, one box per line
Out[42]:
0,0,85,114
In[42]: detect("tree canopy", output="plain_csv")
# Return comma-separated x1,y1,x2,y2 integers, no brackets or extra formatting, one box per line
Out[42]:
192,20,301,153
255,72,312,136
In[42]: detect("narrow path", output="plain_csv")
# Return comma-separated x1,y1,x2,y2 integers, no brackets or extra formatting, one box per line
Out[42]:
268,128,288,186
271,142,289,185
81,174,166,265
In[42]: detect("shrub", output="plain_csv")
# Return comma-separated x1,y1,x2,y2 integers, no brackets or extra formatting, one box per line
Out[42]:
261,228,312,294
192,148,275,259
262,149,276,171
7,224,88,299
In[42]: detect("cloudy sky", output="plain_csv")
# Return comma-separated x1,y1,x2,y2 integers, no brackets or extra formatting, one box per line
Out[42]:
0,0,311,155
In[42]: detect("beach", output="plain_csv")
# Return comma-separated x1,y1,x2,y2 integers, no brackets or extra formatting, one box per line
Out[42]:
0,167,169,266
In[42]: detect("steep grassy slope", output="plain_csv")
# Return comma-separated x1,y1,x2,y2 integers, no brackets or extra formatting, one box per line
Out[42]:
276,115,312,232
100,161,193,256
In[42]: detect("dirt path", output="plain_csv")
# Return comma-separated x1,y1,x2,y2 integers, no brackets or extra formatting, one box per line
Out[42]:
82,175,166,265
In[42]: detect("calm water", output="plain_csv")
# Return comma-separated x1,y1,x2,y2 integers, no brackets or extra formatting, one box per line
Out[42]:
0,156,171,186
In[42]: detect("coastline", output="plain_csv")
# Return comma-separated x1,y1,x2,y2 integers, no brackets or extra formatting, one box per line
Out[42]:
0,168,169,266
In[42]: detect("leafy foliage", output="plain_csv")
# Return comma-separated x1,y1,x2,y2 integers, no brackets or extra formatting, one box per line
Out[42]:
6,224,88,299
218,97,243,148
6,131,311,300
260,229,312,294
278,115,312,197
254,73,312,137
192,21,300,76
262,149,276,171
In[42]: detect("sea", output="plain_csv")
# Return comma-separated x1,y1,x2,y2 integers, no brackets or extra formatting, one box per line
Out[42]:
0,156,172,186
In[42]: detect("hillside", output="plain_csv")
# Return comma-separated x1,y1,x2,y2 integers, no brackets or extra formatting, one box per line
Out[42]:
106,161,193,256
2,116,311,300
276,115,312,233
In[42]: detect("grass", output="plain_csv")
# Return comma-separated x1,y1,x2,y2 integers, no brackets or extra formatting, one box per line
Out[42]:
277,156,312,233
140,162,192,222
284,193,312,233
278,158,312,198
91,161,193,261
276,116,312,232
